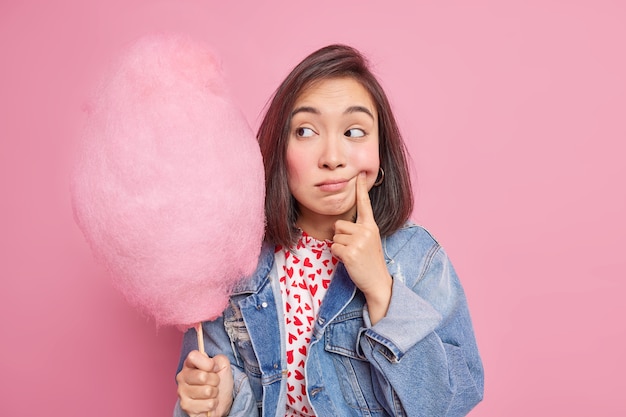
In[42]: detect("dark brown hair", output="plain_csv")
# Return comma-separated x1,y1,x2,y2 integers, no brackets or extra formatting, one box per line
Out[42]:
258,44,413,247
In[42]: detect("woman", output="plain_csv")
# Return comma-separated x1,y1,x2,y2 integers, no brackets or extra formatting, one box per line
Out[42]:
174,44,484,417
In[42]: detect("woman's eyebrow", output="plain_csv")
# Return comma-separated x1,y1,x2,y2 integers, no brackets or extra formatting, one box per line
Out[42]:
291,106,320,117
345,105,374,120
291,105,374,120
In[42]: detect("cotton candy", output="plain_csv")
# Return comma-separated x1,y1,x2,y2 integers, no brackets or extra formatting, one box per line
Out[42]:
71,34,265,329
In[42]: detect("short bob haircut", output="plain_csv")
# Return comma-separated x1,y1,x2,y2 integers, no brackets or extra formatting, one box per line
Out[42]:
258,44,413,247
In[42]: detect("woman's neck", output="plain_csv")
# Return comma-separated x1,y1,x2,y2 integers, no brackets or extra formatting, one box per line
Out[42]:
296,208,356,242
297,221,334,241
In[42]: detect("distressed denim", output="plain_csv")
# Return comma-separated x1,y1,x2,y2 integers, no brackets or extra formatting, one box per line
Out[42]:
174,223,484,417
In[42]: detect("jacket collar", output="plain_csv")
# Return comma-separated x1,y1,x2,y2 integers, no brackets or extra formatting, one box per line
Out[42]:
230,241,275,295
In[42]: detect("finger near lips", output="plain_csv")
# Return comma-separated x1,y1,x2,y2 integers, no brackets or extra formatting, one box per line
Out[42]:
356,171,374,223
330,171,377,257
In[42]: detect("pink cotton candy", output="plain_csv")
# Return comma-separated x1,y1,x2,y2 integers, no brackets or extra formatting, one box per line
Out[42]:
71,34,265,329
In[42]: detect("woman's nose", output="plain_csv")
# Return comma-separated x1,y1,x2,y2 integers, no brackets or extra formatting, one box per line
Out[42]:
319,136,345,169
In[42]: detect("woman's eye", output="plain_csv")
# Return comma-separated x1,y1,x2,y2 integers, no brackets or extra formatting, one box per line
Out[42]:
345,128,365,138
296,127,315,138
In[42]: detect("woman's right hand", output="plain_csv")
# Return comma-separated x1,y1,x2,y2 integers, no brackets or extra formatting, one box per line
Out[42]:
176,351,234,417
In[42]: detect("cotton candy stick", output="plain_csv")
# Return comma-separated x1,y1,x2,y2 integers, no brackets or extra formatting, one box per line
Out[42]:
197,323,206,354
71,34,265,342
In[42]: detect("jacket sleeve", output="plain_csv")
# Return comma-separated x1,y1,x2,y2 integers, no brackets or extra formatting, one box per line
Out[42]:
173,317,259,417
358,244,484,416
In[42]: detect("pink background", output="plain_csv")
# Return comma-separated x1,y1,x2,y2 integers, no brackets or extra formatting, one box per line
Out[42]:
1,0,624,415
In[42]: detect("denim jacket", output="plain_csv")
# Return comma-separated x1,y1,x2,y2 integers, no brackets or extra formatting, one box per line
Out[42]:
174,223,484,417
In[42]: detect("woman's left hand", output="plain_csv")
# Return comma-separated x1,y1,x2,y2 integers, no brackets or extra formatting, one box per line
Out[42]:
331,172,392,324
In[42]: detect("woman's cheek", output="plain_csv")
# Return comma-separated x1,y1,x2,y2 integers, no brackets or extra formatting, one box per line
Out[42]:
350,144,380,184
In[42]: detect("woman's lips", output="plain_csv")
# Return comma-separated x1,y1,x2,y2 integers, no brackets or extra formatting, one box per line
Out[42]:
317,179,350,192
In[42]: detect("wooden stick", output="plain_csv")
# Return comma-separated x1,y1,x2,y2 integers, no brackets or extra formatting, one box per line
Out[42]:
196,322,205,354
196,323,211,417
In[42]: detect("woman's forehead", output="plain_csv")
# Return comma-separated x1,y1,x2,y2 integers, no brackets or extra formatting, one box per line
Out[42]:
293,77,375,113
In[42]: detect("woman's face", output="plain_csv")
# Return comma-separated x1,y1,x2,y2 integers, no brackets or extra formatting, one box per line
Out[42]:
286,77,380,225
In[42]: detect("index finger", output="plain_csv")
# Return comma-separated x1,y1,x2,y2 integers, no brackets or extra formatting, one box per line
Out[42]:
356,171,375,224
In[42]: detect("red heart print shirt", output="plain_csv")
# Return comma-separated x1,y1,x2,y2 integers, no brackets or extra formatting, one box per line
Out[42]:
275,231,338,417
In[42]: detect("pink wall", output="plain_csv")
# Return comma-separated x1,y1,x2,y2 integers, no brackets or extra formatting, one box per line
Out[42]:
1,0,624,415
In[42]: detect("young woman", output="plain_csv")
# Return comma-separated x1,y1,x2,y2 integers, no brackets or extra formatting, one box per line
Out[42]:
174,44,484,417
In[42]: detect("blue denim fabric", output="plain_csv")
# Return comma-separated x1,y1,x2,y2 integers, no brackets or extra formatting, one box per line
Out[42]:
174,223,484,417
